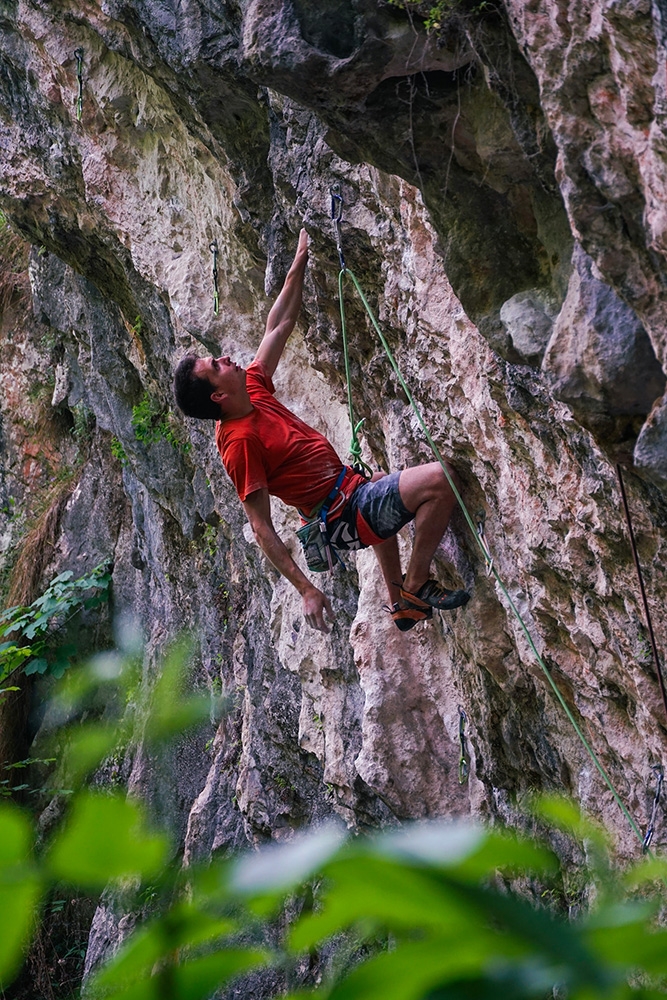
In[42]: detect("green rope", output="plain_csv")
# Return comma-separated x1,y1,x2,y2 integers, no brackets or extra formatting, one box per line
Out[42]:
339,266,645,848
338,269,373,478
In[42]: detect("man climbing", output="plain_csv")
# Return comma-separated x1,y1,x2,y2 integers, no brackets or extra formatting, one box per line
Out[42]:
174,229,470,633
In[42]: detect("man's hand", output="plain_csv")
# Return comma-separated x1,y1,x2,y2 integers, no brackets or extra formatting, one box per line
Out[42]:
302,585,334,633
295,226,308,260
243,489,335,633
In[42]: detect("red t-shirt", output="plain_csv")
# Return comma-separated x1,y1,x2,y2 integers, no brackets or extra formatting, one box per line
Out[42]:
215,361,364,514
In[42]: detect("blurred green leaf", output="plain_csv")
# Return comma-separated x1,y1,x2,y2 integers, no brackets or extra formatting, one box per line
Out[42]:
142,638,212,744
47,792,169,888
0,604,24,623
0,802,32,867
0,804,41,983
532,795,609,851
375,820,484,864
293,858,606,991
62,725,125,786
0,877,42,984
171,949,267,1000
144,693,211,743
92,949,266,1000
584,906,667,975
91,902,238,993
59,650,135,709
288,825,556,956
377,822,557,880
326,938,498,1000
231,822,345,897
623,856,667,888
289,855,481,952
448,878,606,991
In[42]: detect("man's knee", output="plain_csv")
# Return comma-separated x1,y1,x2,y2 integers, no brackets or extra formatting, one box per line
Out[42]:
425,462,458,498
440,461,460,494
398,462,458,510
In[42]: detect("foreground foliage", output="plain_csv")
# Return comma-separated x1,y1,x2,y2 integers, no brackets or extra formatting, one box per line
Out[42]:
1,649,666,999
0,563,111,682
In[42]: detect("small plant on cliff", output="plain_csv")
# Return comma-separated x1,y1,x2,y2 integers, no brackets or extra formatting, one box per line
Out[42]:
385,0,496,31
0,561,112,681
131,392,190,454
110,435,129,467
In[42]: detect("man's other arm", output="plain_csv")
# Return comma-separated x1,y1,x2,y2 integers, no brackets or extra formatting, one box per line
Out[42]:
254,229,308,378
242,487,333,632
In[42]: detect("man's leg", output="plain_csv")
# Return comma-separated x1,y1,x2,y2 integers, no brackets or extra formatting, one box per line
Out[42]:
350,465,467,627
372,535,403,606
368,472,403,606
397,462,458,595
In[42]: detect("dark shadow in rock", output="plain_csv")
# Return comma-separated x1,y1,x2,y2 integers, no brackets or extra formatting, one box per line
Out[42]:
292,0,362,59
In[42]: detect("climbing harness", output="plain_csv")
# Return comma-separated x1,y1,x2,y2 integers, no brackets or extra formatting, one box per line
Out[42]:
458,706,469,784
330,186,373,479
643,763,664,853
209,240,220,316
74,48,84,121
616,463,667,725
331,187,648,850
296,467,347,573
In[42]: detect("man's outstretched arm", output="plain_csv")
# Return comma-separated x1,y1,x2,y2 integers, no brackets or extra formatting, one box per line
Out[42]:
242,487,333,632
254,228,308,378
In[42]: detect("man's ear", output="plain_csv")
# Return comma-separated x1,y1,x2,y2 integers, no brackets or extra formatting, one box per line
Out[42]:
210,389,226,406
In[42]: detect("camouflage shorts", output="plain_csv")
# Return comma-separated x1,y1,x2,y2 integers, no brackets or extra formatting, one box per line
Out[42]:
327,472,415,550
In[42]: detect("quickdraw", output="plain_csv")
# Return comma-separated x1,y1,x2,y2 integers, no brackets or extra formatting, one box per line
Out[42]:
458,706,469,784
209,240,220,316
330,183,346,271
643,763,664,853
475,510,494,577
74,48,84,121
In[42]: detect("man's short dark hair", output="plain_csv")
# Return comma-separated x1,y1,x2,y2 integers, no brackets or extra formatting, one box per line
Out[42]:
173,354,221,420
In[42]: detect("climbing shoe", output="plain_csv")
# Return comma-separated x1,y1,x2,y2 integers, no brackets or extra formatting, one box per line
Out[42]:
385,601,433,632
399,579,470,612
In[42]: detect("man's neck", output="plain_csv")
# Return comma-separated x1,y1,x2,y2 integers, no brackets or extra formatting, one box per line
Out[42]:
219,393,254,421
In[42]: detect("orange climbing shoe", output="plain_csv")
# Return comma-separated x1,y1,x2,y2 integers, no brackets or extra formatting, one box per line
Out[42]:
386,601,433,632
399,579,470,613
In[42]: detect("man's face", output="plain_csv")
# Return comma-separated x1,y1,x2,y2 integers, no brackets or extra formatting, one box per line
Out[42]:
194,355,246,398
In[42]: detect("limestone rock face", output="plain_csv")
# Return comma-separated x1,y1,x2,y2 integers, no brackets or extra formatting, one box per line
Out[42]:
500,288,559,365
543,243,666,448
1,0,667,987
504,0,667,469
